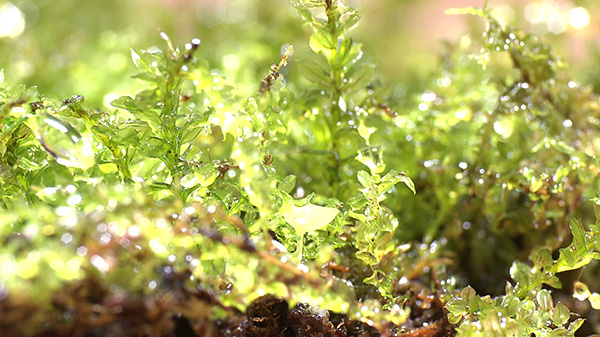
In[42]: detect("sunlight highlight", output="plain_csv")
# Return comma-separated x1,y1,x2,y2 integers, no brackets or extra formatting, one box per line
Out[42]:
568,7,590,30
0,3,25,38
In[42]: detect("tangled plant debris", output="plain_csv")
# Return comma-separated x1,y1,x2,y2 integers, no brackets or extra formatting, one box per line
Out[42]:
1,1,599,336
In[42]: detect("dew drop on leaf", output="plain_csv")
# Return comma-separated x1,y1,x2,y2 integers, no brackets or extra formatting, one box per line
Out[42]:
30,114,95,169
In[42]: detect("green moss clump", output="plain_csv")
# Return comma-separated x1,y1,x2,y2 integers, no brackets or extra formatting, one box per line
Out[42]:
1,1,599,336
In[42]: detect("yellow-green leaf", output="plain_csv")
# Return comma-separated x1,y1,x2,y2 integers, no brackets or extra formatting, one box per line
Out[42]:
283,203,339,236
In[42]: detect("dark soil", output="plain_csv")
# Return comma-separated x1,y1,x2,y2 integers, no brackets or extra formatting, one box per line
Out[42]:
0,275,456,337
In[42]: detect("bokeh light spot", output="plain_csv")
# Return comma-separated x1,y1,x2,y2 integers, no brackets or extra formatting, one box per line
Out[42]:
568,7,590,30
0,3,25,38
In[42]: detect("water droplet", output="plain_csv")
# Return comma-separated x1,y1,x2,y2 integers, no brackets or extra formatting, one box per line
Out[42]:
100,233,112,245
162,265,173,276
61,232,73,244
127,226,141,238
437,77,451,87
91,255,110,273
421,91,437,102
76,246,88,256
31,114,95,169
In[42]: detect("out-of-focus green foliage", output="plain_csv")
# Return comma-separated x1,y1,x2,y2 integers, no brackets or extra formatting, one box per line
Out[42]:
1,0,599,336
383,3,600,294
446,218,600,336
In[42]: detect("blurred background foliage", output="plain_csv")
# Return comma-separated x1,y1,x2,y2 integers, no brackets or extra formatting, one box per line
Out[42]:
0,0,598,109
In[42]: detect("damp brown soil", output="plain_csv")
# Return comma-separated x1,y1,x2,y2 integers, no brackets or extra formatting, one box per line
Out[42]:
0,275,456,337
